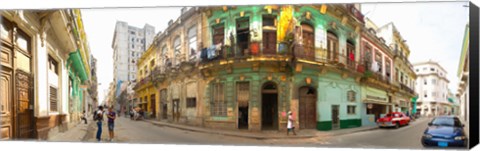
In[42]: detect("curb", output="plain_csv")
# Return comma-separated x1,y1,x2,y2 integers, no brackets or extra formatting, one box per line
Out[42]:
146,120,315,140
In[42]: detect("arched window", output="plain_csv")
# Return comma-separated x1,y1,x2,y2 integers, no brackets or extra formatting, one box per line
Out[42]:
327,31,338,62
302,23,315,61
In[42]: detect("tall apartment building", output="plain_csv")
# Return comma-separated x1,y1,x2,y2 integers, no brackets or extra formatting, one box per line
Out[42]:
413,61,452,116
112,21,155,84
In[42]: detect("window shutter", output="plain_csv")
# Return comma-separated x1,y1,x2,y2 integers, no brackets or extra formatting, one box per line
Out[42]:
50,86,58,112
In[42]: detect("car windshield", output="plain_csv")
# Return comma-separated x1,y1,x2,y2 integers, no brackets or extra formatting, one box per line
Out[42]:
431,117,462,127
385,113,399,117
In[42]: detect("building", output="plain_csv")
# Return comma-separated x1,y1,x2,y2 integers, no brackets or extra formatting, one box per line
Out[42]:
136,5,417,132
374,22,417,115
112,21,155,84
414,60,451,116
359,18,396,126
456,24,469,122
112,21,155,112
1,9,92,140
89,56,99,111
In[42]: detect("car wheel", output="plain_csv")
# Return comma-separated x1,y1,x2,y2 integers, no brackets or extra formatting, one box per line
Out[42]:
421,142,428,148
395,123,399,129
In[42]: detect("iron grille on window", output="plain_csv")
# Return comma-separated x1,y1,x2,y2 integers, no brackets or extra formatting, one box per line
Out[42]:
347,105,356,114
211,83,226,116
50,86,58,112
186,97,196,108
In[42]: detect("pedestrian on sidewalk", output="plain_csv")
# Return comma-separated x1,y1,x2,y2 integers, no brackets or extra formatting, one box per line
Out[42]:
107,106,116,142
287,111,296,136
81,110,88,124
95,106,104,142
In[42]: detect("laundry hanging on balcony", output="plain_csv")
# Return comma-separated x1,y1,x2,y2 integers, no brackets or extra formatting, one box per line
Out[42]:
207,45,217,59
201,48,208,60
371,61,379,72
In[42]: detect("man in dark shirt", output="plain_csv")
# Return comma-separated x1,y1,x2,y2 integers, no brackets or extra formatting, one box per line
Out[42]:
107,107,116,142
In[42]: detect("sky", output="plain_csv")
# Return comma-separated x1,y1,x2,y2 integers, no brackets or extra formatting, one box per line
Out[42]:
82,2,469,104
361,1,469,95
82,7,183,104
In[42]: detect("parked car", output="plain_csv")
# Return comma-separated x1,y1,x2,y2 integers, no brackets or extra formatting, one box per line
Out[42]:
421,116,468,147
376,112,410,128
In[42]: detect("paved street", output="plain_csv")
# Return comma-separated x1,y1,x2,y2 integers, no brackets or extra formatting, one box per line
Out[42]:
50,116,469,150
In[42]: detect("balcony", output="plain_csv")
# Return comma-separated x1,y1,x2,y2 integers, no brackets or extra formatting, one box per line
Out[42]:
400,83,415,95
133,74,152,90
346,4,365,23
151,66,167,84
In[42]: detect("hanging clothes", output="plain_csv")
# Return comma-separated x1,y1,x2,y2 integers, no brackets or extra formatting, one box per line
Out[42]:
349,52,355,61
207,45,217,60
200,48,208,60
371,61,378,72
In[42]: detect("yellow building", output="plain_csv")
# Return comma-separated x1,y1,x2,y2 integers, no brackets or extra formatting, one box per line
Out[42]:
134,34,160,118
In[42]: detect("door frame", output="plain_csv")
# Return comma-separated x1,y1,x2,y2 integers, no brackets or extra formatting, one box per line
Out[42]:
331,105,340,130
298,86,317,129
261,82,278,130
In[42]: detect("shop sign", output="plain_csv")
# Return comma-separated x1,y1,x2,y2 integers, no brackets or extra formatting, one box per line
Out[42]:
366,95,387,101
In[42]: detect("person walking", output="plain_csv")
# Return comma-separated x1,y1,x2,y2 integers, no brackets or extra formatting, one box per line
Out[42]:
287,111,296,136
81,110,88,124
107,107,116,142
95,106,104,142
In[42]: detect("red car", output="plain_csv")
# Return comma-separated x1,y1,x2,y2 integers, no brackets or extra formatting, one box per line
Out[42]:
377,112,410,128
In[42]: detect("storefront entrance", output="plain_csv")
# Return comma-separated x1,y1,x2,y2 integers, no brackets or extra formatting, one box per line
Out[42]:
367,103,387,122
331,105,340,130
261,82,278,130
299,87,316,129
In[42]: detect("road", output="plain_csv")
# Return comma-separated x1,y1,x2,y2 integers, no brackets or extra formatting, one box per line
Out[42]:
97,117,265,145
79,116,468,150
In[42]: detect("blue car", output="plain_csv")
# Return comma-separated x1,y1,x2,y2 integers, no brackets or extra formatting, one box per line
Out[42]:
421,116,468,147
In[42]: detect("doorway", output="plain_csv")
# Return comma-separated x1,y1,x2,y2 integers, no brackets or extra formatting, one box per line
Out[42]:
172,99,180,122
299,87,317,129
261,82,278,130
237,82,249,129
1,19,35,139
331,105,340,130
150,94,156,118
160,89,167,119
236,18,249,57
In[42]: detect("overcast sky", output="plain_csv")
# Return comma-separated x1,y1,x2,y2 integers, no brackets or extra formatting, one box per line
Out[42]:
361,1,469,95
82,2,469,104
82,7,182,104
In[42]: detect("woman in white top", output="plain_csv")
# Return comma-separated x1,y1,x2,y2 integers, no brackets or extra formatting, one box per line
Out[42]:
287,111,296,135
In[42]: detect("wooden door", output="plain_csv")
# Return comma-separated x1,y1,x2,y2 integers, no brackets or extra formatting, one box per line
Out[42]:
299,87,317,129
1,18,35,139
172,99,179,122
16,70,34,138
160,89,167,119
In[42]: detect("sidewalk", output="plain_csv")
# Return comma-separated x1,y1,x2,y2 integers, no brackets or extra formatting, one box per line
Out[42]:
143,119,380,140
48,119,91,142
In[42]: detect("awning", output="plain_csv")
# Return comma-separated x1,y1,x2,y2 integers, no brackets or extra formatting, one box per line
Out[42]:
363,99,393,106
68,50,88,82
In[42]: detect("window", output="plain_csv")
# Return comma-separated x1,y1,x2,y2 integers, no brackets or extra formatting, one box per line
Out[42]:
302,23,315,61
132,44,134,49
262,15,277,55
173,36,181,65
347,105,356,114
423,67,427,71
385,61,391,78
236,18,250,57
347,90,356,102
186,98,196,108
430,68,435,71
237,82,250,107
48,56,58,74
395,68,399,81
50,86,58,112
375,51,382,73
416,69,419,72
212,24,225,58
161,45,167,56
211,83,226,116
432,92,436,98
327,31,339,61
188,25,198,60
363,44,372,69
424,79,427,85
424,91,428,98
432,79,436,85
